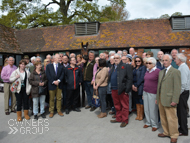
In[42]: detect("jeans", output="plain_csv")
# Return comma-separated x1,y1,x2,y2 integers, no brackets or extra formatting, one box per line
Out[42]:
15,88,29,111
84,81,94,107
98,86,107,113
33,95,46,115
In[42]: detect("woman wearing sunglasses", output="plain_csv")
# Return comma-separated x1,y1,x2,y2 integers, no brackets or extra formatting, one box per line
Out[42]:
143,57,160,131
132,56,146,121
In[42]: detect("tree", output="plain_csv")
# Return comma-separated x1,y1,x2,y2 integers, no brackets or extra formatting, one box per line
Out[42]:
99,3,129,22
159,14,170,19
0,0,126,29
171,12,182,16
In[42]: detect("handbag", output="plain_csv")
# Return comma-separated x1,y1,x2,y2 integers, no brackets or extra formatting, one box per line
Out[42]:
10,72,19,93
38,86,47,95
10,79,19,93
38,72,47,95
92,90,100,107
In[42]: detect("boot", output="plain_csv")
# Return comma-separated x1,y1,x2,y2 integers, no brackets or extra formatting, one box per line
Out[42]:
135,104,140,120
139,104,144,121
17,111,22,122
98,112,107,118
24,110,30,120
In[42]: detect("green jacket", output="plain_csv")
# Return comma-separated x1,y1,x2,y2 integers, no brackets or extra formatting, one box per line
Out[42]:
83,60,95,82
156,66,181,107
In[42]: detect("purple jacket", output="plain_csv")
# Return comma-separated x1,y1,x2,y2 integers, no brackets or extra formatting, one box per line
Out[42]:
1,64,17,83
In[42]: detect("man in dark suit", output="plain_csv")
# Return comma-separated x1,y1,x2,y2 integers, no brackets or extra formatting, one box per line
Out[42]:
109,54,133,128
156,51,165,70
156,54,181,143
46,54,64,118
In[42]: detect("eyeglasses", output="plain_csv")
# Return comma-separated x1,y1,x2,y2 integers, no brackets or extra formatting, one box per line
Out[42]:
114,57,119,59
135,60,141,63
46,61,50,62
146,62,152,65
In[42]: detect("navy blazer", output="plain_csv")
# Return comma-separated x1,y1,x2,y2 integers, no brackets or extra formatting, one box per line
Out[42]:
133,65,146,96
46,63,64,90
156,61,165,70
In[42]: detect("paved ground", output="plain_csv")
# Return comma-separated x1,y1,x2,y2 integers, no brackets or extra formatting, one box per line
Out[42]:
0,92,190,143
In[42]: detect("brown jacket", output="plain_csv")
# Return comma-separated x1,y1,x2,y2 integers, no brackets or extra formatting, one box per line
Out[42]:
29,69,48,98
95,67,108,87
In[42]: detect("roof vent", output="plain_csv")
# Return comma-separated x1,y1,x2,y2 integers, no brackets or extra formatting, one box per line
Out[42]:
75,22,100,36
171,16,190,30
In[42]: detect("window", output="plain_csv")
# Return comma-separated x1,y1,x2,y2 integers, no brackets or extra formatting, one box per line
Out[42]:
75,22,100,36
172,16,190,30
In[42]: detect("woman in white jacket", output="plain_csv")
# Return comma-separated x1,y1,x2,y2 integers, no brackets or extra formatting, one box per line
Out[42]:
10,59,31,121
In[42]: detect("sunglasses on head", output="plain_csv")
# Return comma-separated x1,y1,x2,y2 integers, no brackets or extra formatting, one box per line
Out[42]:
135,60,141,63
146,62,152,65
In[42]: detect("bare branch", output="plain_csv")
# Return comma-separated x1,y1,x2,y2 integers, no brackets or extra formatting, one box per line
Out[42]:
45,0,60,9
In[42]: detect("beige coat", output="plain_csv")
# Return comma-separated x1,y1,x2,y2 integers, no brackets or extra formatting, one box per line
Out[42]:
9,68,31,95
156,66,181,107
95,67,108,87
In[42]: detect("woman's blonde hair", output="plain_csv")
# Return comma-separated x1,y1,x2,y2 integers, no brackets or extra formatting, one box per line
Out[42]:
43,59,49,67
4,58,8,67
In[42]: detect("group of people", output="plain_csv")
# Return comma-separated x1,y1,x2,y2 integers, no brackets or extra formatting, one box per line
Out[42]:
1,48,189,143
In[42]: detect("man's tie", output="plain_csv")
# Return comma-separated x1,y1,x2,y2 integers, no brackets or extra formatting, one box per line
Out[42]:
55,64,58,75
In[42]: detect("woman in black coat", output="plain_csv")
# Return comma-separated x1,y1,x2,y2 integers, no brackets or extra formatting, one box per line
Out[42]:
132,56,146,121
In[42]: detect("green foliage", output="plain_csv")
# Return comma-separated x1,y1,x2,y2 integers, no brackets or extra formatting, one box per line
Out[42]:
0,0,127,29
159,14,170,19
171,12,183,16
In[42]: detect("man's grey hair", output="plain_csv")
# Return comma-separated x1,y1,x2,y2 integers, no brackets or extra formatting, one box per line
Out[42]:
129,47,135,51
123,50,128,53
36,56,42,62
8,56,15,61
147,57,157,66
88,50,95,55
176,53,187,63
46,54,51,58
30,56,36,62
114,53,121,58
99,53,105,58
110,56,114,59
163,54,172,61
70,53,76,58
171,49,178,54
109,51,116,56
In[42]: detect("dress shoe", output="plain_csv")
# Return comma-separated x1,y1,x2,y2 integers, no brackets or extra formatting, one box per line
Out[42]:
65,109,69,114
41,113,46,118
170,138,177,143
49,113,54,118
98,112,107,118
11,110,16,113
158,133,170,138
179,133,188,136
73,108,81,112
5,112,10,115
58,111,64,117
143,125,150,128
90,107,96,112
120,122,128,128
112,114,116,118
85,105,91,109
110,120,120,123
152,127,158,131
34,115,38,120
109,111,115,115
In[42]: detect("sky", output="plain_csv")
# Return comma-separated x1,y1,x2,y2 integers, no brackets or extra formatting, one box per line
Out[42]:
0,0,189,20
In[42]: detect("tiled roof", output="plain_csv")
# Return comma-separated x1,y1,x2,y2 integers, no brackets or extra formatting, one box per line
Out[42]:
0,24,22,54
13,19,190,53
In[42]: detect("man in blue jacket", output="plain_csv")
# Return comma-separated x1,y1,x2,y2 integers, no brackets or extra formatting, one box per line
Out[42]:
46,54,64,118
65,57,82,114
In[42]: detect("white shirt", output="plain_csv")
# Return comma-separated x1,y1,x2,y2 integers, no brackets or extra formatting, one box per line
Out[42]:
165,65,171,74
53,62,58,73
147,66,157,73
